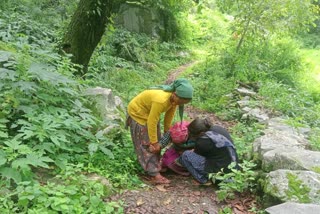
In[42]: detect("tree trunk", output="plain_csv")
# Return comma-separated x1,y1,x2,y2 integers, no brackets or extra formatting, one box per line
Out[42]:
61,0,113,75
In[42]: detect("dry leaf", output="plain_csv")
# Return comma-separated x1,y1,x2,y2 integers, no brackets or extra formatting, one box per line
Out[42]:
163,197,172,205
136,197,144,206
194,191,201,196
234,204,245,211
155,184,167,192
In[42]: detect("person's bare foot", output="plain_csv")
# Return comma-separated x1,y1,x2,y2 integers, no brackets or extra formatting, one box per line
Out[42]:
150,174,170,184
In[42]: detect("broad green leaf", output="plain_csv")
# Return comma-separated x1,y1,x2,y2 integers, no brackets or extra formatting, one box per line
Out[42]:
0,68,16,80
0,167,22,183
95,130,104,139
89,196,101,208
0,118,9,123
0,155,6,166
0,130,8,138
11,158,30,171
33,143,54,154
0,50,13,62
99,146,114,159
4,138,23,150
25,154,54,168
88,143,98,155
13,81,39,93
28,63,74,85
50,136,61,146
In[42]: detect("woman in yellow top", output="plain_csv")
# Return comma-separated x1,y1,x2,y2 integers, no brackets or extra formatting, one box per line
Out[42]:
127,78,193,184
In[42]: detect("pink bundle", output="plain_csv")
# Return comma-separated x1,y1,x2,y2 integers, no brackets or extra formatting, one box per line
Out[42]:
169,121,190,144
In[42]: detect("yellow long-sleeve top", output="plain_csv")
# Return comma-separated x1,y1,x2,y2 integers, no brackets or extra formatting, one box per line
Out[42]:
127,90,177,144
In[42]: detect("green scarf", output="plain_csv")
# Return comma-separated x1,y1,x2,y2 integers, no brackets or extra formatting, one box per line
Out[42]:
151,78,193,121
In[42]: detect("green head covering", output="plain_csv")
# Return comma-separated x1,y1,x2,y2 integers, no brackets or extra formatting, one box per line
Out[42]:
151,78,193,121
156,78,193,99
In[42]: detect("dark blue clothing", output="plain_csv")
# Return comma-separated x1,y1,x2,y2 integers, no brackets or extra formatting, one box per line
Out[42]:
179,125,239,184
194,126,239,173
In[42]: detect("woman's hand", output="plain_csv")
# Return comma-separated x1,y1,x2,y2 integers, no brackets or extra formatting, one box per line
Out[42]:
149,142,161,154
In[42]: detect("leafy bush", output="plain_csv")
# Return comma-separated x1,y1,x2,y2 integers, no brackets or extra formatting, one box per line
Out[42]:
0,11,56,48
0,164,123,213
210,161,257,201
86,134,144,189
0,49,118,185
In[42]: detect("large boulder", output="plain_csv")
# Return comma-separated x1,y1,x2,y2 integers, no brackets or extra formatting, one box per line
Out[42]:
84,87,125,134
253,130,307,162
263,170,320,205
265,202,320,214
262,148,320,172
115,3,163,38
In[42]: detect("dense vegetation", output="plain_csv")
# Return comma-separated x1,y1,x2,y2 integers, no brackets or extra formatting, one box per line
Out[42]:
0,0,319,213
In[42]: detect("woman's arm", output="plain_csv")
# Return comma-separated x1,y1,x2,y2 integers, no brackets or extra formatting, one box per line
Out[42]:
163,105,177,132
147,102,165,143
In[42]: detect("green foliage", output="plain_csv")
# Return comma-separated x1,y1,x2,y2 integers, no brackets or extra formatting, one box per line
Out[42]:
210,0,319,83
298,49,320,100
298,33,320,48
88,28,191,100
86,133,144,189
218,206,233,214
285,173,311,203
230,122,264,159
0,0,78,26
0,11,56,48
259,81,320,127
0,164,123,213
217,0,320,52
309,128,320,151
189,60,237,113
0,47,118,185
210,161,257,201
185,2,231,48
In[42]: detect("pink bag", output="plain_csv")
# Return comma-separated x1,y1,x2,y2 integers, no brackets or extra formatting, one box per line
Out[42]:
169,121,190,144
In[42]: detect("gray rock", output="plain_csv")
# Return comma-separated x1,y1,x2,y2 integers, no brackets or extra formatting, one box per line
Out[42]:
263,148,320,172
265,202,320,214
115,3,163,38
242,107,269,122
84,87,125,133
267,117,311,138
236,87,257,96
264,170,320,204
253,130,306,160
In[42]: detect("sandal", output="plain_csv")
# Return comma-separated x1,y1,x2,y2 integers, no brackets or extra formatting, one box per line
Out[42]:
150,174,171,184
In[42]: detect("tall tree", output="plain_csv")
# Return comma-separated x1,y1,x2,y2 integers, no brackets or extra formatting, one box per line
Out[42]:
61,0,115,74
217,0,320,52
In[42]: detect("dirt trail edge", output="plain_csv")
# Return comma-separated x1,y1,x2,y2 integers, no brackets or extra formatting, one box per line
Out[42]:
106,62,256,214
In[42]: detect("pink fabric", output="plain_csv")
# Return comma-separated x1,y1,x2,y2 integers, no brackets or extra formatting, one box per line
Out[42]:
169,121,190,144
161,147,190,176
162,147,180,167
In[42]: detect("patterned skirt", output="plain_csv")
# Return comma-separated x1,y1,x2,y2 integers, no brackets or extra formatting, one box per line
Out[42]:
127,116,161,176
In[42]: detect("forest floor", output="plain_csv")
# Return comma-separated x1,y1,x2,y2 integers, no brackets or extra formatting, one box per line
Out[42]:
106,62,258,214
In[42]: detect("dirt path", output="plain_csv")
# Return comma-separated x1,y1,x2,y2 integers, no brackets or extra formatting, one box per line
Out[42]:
107,62,256,214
